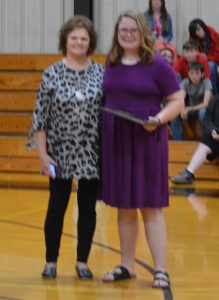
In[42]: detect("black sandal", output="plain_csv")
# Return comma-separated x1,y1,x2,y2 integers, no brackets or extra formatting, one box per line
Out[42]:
75,265,93,280
102,265,136,282
152,270,170,288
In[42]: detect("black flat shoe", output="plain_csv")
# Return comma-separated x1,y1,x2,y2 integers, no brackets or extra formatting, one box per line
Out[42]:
42,265,57,279
75,265,93,280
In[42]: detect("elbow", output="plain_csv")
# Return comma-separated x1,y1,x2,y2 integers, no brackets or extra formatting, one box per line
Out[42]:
180,97,185,111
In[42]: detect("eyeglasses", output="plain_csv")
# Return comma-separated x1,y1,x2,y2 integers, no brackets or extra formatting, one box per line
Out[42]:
118,28,139,37
161,52,173,59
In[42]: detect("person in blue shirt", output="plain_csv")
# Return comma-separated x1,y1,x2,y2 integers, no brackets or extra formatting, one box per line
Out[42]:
144,0,173,43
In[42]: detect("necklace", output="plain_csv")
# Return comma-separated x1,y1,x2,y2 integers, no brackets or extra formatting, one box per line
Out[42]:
75,90,85,101
62,58,90,101
75,70,89,101
121,57,140,65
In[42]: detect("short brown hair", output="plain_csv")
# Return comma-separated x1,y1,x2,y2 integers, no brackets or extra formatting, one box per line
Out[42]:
58,15,97,56
182,41,198,51
189,62,204,73
108,10,155,65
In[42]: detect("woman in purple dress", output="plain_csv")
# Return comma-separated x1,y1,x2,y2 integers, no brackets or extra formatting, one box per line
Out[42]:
100,11,184,288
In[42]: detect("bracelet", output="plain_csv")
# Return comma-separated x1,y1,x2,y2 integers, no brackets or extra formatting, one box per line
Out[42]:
154,116,161,127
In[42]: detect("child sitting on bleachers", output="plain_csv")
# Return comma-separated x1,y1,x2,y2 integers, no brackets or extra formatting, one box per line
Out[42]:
174,41,210,80
189,19,219,95
160,47,181,82
171,62,212,140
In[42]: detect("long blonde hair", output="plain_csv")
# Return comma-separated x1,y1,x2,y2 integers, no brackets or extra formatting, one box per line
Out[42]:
108,11,155,65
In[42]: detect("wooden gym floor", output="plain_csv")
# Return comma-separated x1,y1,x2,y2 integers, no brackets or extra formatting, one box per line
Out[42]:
0,179,219,300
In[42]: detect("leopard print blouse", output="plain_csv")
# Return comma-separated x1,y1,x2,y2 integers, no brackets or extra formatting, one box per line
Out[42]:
30,60,104,179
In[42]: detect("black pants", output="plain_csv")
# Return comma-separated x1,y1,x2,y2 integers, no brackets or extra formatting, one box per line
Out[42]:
44,177,98,263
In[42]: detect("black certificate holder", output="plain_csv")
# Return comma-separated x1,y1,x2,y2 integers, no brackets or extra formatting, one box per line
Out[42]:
102,106,155,125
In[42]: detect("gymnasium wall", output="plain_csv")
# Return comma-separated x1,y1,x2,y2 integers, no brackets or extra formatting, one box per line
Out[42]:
0,0,218,54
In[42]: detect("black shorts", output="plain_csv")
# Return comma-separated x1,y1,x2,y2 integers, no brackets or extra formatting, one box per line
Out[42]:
201,134,219,161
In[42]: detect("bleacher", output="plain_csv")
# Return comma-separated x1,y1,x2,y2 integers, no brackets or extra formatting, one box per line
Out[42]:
0,54,218,188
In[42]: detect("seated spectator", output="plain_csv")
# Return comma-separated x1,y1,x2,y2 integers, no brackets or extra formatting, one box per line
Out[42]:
189,19,219,95
171,62,212,140
174,41,210,80
160,47,181,81
171,93,219,184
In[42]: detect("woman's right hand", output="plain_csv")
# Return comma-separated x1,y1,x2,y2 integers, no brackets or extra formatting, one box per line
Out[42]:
39,153,56,178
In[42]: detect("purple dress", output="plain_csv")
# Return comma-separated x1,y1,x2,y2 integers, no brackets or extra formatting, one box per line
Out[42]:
100,54,180,208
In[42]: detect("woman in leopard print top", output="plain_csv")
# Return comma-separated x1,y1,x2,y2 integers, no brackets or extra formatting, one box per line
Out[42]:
28,16,104,280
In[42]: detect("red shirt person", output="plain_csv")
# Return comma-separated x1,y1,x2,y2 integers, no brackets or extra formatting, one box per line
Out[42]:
189,18,219,94
174,41,210,80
